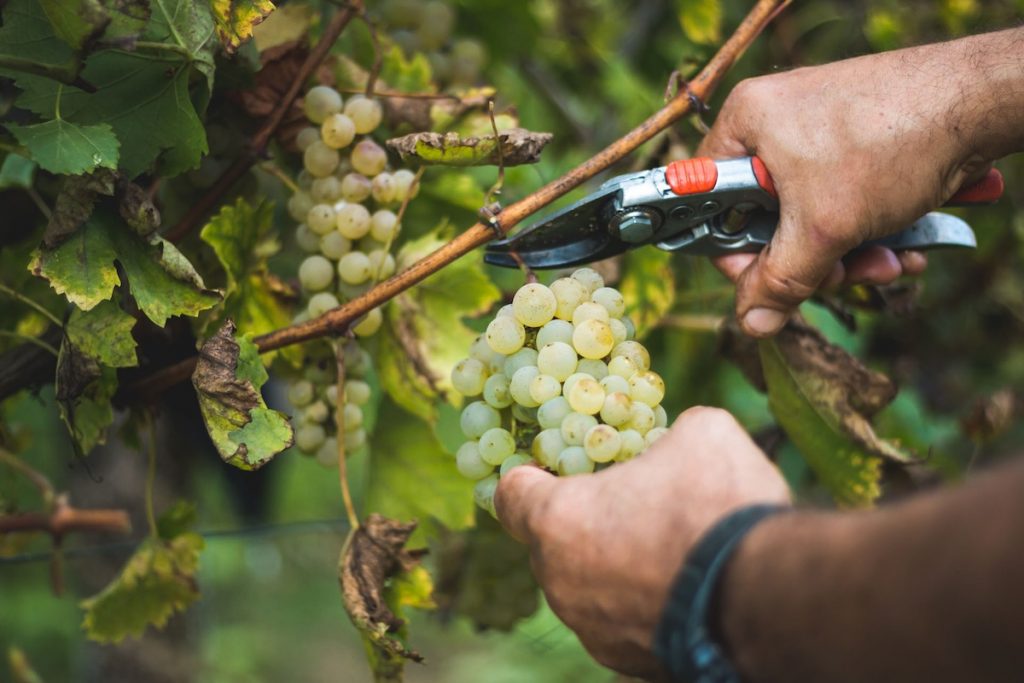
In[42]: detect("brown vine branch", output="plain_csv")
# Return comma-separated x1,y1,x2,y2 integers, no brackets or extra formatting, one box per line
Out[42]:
125,0,790,401
163,1,364,243
0,497,131,537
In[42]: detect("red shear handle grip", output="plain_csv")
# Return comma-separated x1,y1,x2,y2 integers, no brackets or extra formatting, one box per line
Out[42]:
946,168,1004,205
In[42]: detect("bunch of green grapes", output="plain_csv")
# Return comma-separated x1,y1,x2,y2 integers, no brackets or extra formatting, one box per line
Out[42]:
378,0,487,87
450,268,670,514
284,84,418,463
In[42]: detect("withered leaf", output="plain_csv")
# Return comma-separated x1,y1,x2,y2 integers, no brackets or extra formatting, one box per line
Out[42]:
386,128,553,167
44,170,117,248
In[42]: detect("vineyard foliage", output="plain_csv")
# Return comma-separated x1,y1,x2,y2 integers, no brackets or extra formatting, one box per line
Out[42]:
2,0,1024,681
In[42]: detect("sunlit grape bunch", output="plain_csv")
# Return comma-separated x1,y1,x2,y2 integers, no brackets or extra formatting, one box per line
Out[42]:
450,269,670,515
378,0,487,87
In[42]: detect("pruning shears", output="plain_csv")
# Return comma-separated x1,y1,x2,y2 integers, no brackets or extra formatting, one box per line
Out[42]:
484,156,1005,269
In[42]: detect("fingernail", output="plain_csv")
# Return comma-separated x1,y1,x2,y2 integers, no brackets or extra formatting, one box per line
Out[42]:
743,308,787,336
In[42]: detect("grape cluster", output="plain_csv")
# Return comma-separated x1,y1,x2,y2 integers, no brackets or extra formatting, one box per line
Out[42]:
378,0,487,87
285,84,418,461
451,269,669,514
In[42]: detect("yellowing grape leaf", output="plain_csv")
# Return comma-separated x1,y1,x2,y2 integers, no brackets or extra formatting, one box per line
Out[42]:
620,247,675,336
192,321,293,470
759,322,914,507
378,226,500,423
199,198,296,364
80,531,203,643
379,44,434,93
387,128,553,167
65,299,137,368
6,119,119,175
210,0,275,54
678,0,722,45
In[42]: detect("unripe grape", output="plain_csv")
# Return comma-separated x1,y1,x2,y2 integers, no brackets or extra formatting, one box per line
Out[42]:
560,411,597,446
550,277,589,321
321,113,356,149
470,335,506,373
344,95,384,134
345,380,372,405
509,365,540,408
600,374,630,395
529,374,562,404
370,210,399,242
371,172,398,204
568,377,605,415
417,1,454,50
537,319,574,347
288,191,315,222
456,441,493,480
618,429,645,461
299,255,334,291
367,250,396,279
296,126,321,151
571,267,604,294
609,318,628,344
500,453,532,477
584,424,621,463
308,291,339,318
307,204,337,235
381,0,421,27
496,304,515,318
538,395,572,429
474,474,499,515
353,308,383,337
303,85,342,124
483,373,512,408
428,51,452,82
304,141,340,177
296,224,321,253
654,404,668,428
503,347,538,377
295,423,326,453
303,400,330,424
337,281,370,300
612,341,651,371
572,302,610,326
391,28,420,55
629,402,656,434
392,169,419,200
461,401,501,439
297,170,314,189
573,319,615,360
562,372,589,399
452,357,487,396
288,380,315,407
486,316,526,355
577,359,608,380
344,428,367,451
592,287,625,318
343,402,364,430
537,341,577,381
645,427,670,447
341,173,372,202
450,38,487,84
336,203,371,240
621,316,636,340
600,392,632,426
316,437,339,467
629,370,665,407
532,429,566,469
311,176,342,203
557,446,595,476
351,139,387,176
319,232,352,260
338,251,372,284
512,283,557,327
608,355,638,379
511,403,538,424
478,427,515,466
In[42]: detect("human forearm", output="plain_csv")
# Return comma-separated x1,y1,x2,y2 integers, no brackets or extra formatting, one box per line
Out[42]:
953,27,1024,162
719,459,1024,682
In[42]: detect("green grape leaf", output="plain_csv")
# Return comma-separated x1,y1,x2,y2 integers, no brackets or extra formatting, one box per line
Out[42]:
0,154,37,190
339,514,426,681
65,298,138,368
386,128,553,167
55,338,117,454
80,532,204,643
146,0,216,90
620,247,675,336
156,500,198,540
39,0,110,49
30,212,119,311
199,198,296,363
210,0,275,54
7,646,44,683
366,399,475,541
192,321,293,470
6,119,119,176
678,0,722,45
378,226,501,423
379,44,433,92
759,322,914,507
0,0,76,70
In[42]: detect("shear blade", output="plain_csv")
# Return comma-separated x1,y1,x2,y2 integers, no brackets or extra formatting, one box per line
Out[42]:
868,212,977,250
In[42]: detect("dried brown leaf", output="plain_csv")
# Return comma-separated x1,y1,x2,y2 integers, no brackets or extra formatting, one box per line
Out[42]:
386,128,553,167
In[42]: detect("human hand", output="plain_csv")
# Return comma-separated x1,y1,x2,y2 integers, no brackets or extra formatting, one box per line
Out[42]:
698,41,995,337
494,407,791,678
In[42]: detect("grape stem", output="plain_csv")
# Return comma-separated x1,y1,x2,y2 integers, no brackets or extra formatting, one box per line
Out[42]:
336,342,360,529
123,0,791,401
163,0,364,243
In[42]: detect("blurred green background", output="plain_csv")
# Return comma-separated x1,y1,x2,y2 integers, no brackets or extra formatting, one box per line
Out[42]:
3,0,1024,680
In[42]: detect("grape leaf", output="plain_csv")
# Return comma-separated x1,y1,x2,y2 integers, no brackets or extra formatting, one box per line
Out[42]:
147,0,216,91
199,198,296,363
678,0,722,45
210,0,275,54
0,154,37,190
365,399,475,542
379,44,433,92
80,532,204,643
54,339,117,454
192,321,294,470
30,211,120,310
6,119,119,175
65,298,137,368
7,647,43,683
620,247,675,336
759,322,913,507
39,0,110,49
0,0,76,68
42,169,116,248
377,226,500,423
386,128,553,167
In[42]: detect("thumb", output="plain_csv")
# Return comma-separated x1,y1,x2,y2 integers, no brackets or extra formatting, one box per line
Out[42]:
494,464,558,543
735,210,853,337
